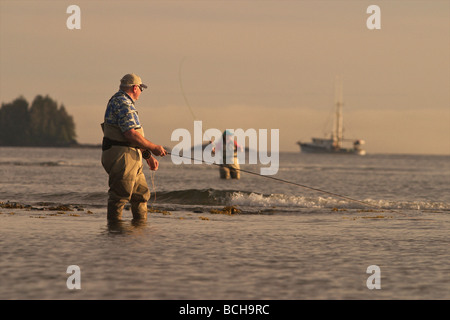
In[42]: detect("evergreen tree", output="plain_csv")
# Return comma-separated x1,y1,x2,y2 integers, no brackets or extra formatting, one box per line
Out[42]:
0,96,30,146
56,105,77,145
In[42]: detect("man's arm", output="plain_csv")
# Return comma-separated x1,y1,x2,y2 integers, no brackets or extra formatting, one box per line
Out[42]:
123,128,167,156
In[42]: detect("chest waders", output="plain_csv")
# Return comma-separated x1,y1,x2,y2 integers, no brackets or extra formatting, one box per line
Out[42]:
101,123,150,220
220,139,240,180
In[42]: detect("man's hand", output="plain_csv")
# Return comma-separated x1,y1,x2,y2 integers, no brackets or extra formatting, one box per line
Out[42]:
146,156,159,171
151,145,167,157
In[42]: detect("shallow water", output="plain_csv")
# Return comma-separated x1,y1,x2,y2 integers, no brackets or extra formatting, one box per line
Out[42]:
0,147,449,299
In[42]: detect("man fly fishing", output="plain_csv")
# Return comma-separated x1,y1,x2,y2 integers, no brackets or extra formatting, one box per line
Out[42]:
101,73,167,221
212,130,244,179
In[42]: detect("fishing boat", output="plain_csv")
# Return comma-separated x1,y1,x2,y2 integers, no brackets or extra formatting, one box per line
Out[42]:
297,79,366,155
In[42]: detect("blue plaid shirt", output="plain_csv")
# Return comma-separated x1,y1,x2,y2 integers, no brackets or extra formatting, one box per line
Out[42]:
104,91,141,132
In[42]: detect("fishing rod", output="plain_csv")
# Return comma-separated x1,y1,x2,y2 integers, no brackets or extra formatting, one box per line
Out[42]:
166,151,395,212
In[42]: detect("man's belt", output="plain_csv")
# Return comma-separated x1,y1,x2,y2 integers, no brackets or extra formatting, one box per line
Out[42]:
102,137,137,151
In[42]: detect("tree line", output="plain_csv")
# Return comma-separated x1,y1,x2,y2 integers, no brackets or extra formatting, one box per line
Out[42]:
0,95,77,147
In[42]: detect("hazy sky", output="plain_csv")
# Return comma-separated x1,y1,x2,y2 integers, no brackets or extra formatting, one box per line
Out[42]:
1,0,449,154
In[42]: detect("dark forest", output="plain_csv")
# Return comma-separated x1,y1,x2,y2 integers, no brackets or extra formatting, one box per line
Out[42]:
0,95,77,147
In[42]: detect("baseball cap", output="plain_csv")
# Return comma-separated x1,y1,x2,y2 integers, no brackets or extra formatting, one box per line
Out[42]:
223,130,234,136
120,73,148,89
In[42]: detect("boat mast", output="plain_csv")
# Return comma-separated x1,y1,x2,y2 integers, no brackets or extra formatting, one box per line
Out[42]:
333,77,344,148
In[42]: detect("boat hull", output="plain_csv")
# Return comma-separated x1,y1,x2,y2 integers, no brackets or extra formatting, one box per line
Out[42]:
298,142,366,155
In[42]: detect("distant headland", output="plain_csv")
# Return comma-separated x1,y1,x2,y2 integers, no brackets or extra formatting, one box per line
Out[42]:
0,95,81,147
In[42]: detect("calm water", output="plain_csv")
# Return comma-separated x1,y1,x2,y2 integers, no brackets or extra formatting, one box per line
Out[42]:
0,147,449,299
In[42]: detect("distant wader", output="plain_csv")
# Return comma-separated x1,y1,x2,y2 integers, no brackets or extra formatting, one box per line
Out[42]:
101,123,150,220
220,139,240,179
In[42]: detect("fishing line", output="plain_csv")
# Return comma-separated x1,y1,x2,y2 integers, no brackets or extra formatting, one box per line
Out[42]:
148,169,157,206
178,57,213,143
167,151,399,213
178,57,198,121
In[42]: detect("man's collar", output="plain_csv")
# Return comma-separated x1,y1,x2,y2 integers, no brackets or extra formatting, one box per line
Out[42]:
119,90,135,102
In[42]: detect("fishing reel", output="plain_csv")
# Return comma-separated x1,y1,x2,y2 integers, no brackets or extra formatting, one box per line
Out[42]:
142,149,152,159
